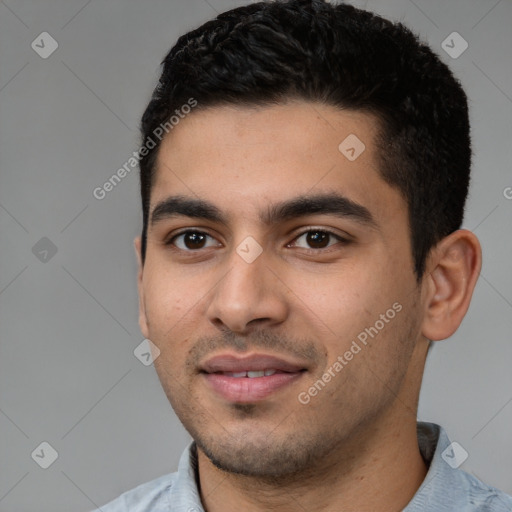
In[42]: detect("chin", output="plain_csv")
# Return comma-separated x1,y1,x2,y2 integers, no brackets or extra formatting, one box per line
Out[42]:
193,427,326,479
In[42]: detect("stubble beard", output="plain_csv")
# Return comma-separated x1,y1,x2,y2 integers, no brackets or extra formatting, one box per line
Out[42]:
154,301,421,484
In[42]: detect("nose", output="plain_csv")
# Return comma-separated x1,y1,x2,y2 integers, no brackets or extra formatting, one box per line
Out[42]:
206,247,289,334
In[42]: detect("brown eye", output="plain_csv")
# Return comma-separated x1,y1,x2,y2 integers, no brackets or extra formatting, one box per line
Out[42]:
170,231,219,250
289,229,348,251
305,231,330,248
183,232,206,249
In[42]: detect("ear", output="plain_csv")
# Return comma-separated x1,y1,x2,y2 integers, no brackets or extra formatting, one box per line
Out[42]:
134,236,150,339
421,229,482,341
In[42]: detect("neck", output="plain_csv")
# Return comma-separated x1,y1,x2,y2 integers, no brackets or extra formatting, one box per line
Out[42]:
196,408,427,512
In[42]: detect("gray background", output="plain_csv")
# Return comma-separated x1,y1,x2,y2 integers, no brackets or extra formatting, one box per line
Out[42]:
0,0,511,510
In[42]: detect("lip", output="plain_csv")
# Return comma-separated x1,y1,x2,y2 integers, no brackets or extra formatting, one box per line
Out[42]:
200,353,308,374
200,353,308,403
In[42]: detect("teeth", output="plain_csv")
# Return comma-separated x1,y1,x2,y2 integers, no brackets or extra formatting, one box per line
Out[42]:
247,370,265,378
221,369,278,378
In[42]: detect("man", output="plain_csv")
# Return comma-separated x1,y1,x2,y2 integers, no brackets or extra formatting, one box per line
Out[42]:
94,1,512,510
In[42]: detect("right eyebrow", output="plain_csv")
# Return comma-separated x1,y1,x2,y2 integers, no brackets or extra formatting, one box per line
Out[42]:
150,195,228,226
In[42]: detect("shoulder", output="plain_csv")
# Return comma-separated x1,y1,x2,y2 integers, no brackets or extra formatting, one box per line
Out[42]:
90,472,177,512
411,464,512,511
411,422,512,511
90,440,200,511
459,470,512,511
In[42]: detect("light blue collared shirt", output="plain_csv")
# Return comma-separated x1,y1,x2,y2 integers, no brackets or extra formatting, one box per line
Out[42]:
92,422,512,511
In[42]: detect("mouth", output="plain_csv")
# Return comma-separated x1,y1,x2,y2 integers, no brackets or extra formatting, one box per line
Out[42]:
215,369,287,378
200,353,308,403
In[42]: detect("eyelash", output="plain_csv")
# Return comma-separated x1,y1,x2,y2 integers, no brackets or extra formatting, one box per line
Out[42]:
165,228,350,252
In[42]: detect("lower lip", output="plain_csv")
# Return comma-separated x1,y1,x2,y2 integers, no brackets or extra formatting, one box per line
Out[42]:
203,372,304,403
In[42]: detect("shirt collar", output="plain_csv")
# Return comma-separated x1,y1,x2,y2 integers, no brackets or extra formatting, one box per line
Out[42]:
167,440,204,511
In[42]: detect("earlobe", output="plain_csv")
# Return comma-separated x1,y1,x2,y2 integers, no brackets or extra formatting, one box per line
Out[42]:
134,236,150,339
421,229,482,342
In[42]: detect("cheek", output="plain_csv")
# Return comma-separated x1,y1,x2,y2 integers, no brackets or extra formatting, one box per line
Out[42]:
142,278,201,362
144,268,195,322
291,269,384,332
295,269,410,376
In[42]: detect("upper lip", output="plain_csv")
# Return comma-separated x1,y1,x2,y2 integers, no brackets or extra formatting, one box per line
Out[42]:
200,353,308,373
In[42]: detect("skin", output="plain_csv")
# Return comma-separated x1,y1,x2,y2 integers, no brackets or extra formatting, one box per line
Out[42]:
134,101,481,512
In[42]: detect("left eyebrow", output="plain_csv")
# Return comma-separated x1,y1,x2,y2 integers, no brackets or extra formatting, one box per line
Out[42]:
262,193,378,229
149,192,378,230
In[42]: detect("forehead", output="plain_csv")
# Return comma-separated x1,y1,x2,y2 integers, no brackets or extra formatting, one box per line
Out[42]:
151,101,404,225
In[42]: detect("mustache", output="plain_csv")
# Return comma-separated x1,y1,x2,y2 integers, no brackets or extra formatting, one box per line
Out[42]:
186,329,323,369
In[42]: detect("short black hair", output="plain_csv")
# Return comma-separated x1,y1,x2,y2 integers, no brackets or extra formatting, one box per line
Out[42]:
139,0,471,278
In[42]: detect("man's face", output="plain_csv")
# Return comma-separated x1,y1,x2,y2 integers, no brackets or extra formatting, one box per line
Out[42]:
136,102,427,478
